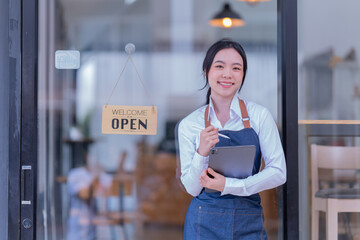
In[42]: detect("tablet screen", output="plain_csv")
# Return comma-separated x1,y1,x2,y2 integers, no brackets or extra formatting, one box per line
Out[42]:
208,145,256,179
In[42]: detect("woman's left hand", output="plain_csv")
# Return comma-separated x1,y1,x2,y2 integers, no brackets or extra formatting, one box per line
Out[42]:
200,168,226,192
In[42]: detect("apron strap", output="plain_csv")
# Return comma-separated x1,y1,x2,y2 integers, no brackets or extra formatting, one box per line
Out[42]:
238,99,251,128
204,98,251,128
205,105,210,128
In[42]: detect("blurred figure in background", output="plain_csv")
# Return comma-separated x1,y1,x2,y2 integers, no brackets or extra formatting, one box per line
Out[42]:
66,155,112,240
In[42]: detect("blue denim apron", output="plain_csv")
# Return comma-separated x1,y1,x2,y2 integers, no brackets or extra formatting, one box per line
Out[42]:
184,99,267,240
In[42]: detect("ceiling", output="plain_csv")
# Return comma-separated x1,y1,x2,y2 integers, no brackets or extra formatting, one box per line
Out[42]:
58,0,277,51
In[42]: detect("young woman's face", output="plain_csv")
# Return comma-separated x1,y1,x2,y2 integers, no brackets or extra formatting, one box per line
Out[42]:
207,48,244,101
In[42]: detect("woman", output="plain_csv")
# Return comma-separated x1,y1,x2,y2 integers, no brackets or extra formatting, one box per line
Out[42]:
178,39,287,239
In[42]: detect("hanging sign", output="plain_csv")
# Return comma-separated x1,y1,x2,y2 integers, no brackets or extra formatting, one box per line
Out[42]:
102,105,157,135
101,43,157,135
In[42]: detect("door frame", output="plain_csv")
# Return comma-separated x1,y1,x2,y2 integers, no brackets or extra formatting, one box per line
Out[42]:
1,0,38,239
278,0,299,239
20,0,38,239
1,0,22,239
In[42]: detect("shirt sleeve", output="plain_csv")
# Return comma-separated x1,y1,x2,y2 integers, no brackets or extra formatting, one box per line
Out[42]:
178,120,209,196
221,107,287,196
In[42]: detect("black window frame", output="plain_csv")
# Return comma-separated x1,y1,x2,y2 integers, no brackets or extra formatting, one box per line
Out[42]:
278,0,299,239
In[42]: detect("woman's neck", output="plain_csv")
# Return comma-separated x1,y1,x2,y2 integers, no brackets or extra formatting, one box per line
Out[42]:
211,96,233,127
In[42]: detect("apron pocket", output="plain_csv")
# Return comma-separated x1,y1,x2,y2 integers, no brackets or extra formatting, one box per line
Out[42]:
233,208,267,240
198,205,234,240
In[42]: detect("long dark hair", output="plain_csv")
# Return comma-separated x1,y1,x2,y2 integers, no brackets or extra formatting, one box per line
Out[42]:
202,39,247,104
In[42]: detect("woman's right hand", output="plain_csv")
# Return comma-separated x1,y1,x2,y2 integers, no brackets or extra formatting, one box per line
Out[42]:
197,125,219,156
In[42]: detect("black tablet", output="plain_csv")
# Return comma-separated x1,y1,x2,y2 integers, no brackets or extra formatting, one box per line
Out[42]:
208,145,256,179
205,145,256,193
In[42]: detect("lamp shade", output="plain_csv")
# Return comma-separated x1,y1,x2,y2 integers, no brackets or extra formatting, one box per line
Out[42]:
237,0,270,2
237,0,271,6
209,3,245,28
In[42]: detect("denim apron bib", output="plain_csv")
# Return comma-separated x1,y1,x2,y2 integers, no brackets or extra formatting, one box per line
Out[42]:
184,99,267,240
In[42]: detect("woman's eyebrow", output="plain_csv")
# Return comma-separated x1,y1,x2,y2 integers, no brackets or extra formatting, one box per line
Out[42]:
213,60,242,66
213,60,224,64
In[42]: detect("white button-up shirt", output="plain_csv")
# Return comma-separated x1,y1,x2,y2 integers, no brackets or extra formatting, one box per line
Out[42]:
177,95,287,197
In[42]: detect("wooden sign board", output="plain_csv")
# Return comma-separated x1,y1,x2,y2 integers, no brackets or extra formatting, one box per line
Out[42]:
102,105,157,135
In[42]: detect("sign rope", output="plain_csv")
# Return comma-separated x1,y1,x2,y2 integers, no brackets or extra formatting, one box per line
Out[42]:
104,44,154,108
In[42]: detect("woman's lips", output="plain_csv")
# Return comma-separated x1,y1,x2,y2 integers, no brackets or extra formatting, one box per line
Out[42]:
218,81,234,88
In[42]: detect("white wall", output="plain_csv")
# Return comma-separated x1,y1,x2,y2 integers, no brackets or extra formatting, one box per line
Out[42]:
298,0,360,120
299,0,360,60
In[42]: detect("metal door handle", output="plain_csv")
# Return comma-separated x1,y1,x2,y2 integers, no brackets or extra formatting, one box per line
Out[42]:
21,165,32,205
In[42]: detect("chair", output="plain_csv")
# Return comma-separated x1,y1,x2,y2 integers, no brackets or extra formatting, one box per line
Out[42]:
92,151,145,240
311,144,360,240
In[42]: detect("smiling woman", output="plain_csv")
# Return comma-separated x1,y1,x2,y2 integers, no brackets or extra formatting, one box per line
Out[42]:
177,39,286,239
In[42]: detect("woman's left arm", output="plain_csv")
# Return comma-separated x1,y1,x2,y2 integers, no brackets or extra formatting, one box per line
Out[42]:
221,107,287,196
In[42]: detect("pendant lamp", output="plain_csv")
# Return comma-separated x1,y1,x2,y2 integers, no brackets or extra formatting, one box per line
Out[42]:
237,0,271,2
209,3,245,28
237,0,271,6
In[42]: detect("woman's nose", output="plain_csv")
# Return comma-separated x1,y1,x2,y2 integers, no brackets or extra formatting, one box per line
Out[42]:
222,69,232,78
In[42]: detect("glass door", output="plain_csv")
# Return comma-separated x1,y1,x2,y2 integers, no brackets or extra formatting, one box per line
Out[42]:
37,0,282,239
298,1,360,239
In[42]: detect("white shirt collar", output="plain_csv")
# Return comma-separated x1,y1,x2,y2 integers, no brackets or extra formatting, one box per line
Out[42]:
208,94,243,122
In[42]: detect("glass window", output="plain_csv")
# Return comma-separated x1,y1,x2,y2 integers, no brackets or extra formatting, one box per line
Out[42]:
38,0,281,239
298,1,360,239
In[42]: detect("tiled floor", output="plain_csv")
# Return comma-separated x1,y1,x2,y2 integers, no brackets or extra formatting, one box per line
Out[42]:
96,223,279,240
96,223,183,240
142,224,184,240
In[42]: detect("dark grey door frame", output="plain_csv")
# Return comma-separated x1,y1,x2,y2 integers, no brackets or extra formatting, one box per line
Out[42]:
1,0,298,239
1,0,22,239
278,0,299,239
20,0,38,239
1,0,38,239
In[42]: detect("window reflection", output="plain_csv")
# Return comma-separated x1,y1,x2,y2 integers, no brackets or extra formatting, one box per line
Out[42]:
299,2,360,239
38,0,279,239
